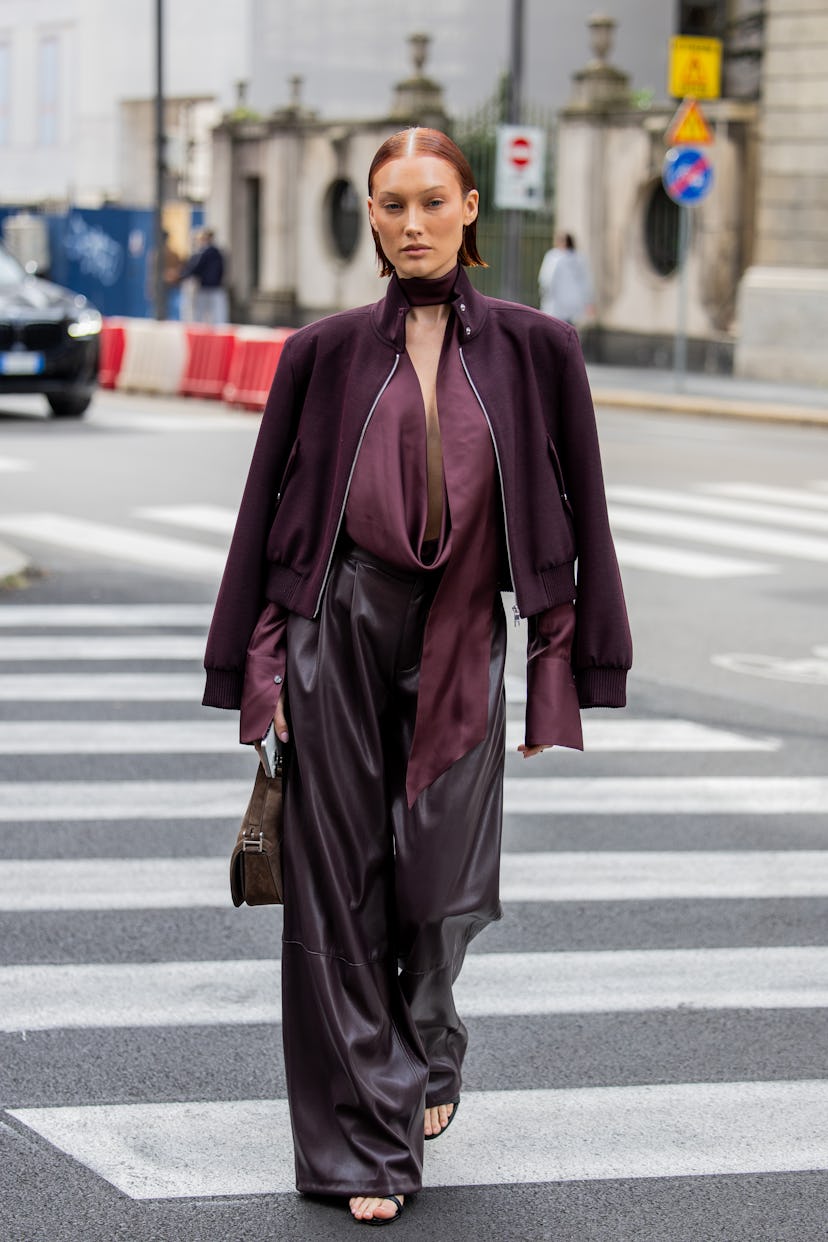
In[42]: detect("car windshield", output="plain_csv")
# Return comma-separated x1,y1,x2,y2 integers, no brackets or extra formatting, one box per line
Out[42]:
0,245,25,287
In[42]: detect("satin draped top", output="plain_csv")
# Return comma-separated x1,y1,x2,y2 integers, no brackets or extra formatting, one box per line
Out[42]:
345,288,500,805
238,268,585,793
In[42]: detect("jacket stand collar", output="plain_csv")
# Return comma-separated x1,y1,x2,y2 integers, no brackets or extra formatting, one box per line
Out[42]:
370,267,489,351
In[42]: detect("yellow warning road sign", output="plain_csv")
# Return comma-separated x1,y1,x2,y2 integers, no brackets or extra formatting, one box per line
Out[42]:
669,36,722,100
665,98,714,147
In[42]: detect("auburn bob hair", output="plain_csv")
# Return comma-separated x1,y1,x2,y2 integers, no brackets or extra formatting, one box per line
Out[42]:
367,128,487,277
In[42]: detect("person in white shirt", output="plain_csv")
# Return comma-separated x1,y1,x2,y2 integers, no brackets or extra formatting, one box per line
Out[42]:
538,231,594,326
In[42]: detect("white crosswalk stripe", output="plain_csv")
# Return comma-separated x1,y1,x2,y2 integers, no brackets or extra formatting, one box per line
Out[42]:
0,604,212,627
136,504,236,535
503,718,779,752
10,1081,828,1199
0,718,779,755
0,634,206,660
613,537,774,578
1,776,825,819
608,484,828,532
0,672,203,700
1,594,825,1213
701,481,828,512
1,850,826,912
0,512,226,577
4,947,827,1033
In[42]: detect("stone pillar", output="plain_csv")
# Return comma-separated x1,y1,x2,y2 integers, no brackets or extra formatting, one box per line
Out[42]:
735,0,828,383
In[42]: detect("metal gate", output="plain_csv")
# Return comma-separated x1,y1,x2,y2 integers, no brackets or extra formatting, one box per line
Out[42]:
452,90,557,307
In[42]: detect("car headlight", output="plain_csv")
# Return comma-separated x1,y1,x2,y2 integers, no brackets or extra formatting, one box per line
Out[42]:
67,309,103,338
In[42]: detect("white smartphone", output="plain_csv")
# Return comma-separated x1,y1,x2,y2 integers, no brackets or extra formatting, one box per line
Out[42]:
259,722,283,778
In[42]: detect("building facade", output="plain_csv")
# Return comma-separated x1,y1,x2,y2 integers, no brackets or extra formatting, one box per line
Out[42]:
734,0,828,383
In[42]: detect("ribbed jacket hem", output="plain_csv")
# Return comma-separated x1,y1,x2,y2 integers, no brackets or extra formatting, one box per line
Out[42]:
202,667,244,709
576,666,627,708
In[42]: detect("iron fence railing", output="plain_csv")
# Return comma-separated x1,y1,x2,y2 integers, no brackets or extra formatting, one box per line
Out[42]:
452,90,557,308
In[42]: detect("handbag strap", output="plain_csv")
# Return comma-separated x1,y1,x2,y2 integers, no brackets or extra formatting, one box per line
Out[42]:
244,766,270,832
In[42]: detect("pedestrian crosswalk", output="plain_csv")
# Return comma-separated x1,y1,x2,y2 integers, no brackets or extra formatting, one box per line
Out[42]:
0,593,825,1221
0,478,827,582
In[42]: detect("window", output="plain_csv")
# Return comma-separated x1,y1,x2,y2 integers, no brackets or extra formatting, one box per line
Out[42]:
0,41,9,146
327,178,360,261
644,182,681,277
677,1,725,38
37,34,59,146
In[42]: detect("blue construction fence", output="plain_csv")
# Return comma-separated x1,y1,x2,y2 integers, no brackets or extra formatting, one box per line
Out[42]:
0,204,204,319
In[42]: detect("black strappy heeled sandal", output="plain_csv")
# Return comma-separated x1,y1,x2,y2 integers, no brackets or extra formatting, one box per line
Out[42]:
352,1194,404,1226
424,1095,460,1141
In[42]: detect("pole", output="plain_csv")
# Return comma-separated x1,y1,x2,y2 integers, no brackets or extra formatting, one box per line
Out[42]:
502,0,524,302
674,203,690,389
153,0,166,319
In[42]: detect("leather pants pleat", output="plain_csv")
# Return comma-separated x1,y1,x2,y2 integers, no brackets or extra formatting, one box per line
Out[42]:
280,546,506,1196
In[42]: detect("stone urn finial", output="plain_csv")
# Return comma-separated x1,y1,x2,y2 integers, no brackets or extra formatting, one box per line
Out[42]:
289,74,303,108
408,32,430,76
391,32,447,126
588,14,616,66
565,13,631,113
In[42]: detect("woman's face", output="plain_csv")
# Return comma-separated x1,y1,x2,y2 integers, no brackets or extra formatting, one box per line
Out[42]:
368,155,479,280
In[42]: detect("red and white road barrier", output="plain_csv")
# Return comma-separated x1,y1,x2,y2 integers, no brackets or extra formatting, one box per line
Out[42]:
100,319,293,409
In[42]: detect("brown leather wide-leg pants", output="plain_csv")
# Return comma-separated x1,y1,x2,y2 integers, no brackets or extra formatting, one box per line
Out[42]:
280,546,506,1197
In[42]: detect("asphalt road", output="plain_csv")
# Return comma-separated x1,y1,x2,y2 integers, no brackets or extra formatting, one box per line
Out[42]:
0,388,826,1241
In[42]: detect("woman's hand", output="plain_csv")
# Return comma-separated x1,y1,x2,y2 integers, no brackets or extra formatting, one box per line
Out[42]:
518,743,548,760
254,688,289,768
274,688,289,744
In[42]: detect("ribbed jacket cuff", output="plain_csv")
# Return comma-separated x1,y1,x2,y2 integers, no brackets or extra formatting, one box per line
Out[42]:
202,667,244,710
576,666,628,708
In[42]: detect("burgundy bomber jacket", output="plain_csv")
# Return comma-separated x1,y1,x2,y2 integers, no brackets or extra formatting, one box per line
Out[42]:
203,268,632,711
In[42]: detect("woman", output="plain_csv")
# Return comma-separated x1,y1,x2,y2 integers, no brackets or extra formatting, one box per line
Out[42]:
538,230,595,326
203,127,631,1225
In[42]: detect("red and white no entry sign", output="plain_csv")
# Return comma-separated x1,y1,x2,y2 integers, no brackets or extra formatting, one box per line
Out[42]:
509,135,532,167
495,124,546,211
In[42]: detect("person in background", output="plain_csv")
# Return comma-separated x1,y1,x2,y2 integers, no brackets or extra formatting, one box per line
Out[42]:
162,232,183,320
180,228,228,324
538,230,594,326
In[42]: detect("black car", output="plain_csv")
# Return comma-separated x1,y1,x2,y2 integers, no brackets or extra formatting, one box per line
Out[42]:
0,242,101,418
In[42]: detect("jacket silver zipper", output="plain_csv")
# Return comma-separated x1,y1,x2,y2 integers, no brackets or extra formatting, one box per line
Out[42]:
312,354,401,617
459,346,520,615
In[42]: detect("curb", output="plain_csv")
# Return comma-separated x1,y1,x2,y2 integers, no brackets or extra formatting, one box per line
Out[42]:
591,387,828,429
0,541,31,584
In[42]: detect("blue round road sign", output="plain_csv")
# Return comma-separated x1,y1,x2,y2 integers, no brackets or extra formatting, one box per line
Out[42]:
662,146,713,205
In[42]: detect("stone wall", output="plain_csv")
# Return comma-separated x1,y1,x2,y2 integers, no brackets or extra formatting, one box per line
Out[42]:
753,0,828,268
735,0,828,382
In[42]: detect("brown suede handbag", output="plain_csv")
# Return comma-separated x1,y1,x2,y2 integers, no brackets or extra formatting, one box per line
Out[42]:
229,747,284,906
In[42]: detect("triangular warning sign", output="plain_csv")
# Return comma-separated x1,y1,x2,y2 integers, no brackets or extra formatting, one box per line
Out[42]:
665,99,713,146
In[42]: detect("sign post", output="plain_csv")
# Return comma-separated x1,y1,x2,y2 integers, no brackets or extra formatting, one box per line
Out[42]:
662,143,714,388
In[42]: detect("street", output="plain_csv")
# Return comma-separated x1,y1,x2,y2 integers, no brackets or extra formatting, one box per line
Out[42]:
0,386,826,1241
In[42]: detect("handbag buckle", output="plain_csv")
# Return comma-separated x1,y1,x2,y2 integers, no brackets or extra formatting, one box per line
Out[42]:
241,831,265,853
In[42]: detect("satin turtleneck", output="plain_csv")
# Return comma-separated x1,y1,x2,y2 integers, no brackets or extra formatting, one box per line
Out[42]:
398,266,460,307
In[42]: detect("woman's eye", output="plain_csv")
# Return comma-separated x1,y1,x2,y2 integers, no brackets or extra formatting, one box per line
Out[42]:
428,199,444,208
383,203,402,212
